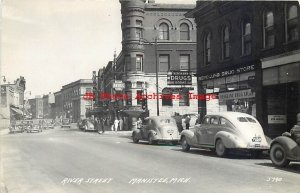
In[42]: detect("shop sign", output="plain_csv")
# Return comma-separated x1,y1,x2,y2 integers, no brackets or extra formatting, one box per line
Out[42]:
219,89,255,101
167,71,192,85
198,64,255,81
268,115,287,124
113,80,125,91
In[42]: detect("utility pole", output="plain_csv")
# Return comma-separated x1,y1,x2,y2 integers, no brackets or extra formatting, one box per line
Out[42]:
155,37,159,116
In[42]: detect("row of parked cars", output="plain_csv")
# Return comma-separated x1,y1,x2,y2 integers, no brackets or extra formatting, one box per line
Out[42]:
132,112,300,167
9,119,55,133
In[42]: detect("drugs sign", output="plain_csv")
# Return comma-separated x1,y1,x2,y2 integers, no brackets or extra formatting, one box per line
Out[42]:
113,80,125,91
167,71,192,85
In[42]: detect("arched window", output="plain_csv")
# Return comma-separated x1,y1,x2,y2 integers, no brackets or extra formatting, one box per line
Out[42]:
204,33,211,65
222,26,230,59
286,5,298,41
159,23,169,40
263,11,275,48
180,23,190,40
242,20,252,55
162,88,172,106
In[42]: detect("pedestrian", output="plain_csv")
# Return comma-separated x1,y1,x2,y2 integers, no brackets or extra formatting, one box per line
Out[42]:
185,115,191,130
94,117,99,132
137,118,142,129
119,117,123,131
114,118,119,132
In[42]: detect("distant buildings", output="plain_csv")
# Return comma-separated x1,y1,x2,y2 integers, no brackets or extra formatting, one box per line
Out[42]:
0,76,26,119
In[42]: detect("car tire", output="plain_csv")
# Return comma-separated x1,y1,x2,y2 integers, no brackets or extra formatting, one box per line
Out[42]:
148,134,157,145
270,143,290,167
215,139,227,157
181,136,190,151
132,133,139,143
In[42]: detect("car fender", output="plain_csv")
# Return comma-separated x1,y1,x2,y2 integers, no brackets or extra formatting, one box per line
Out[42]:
149,129,160,140
181,130,197,145
215,131,244,149
132,129,142,139
271,136,300,161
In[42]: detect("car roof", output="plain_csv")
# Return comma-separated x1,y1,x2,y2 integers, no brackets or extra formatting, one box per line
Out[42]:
146,116,175,121
206,112,256,120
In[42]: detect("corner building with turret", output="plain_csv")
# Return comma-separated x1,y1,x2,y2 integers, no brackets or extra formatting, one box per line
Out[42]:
108,0,198,126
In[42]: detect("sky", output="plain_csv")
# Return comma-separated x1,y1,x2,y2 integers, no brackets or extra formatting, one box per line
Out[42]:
1,0,196,98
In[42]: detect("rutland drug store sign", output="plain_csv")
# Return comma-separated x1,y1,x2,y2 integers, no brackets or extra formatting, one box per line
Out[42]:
167,71,192,85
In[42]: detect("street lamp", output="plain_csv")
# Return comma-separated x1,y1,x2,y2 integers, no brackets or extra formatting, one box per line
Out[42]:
140,37,160,116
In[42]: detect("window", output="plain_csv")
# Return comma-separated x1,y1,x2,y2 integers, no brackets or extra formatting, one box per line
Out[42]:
204,33,211,65
159,23,169,40
136,90,143,105
125,91,132,106
222,26,230,59
135,28,143,40
136,55,143,71
159,55,169,72
263,11,275,48
180,55,190,71
203,117,210,124
242,20,252,55
136,20,142,26
179,88,189,106
210,117,219,125
125,20,130,25
286,5,298,42
125,56,131,71
136,82,143,89
125,29,131,39
180,23,190,40
162,88,172,106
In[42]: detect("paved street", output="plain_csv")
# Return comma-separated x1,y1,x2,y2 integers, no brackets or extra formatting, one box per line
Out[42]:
0,126,300,193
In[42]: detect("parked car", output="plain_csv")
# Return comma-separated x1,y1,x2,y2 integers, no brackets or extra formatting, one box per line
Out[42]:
270,125,300,167
132,116,180,145
27,123,42,133
9,120,25,133
180,112,270,157
78,119,96,132
78,119,88,130
22,120,33,132
61,118,71,128
44,119,55,129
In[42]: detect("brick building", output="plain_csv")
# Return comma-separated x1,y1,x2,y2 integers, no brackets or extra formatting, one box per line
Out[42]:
187,1,300,137
96,0,198,130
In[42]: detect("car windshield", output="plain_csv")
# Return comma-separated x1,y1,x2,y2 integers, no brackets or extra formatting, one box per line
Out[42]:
237,117,257,123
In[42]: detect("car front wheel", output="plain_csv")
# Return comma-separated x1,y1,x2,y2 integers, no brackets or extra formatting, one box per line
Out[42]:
215,139,227,157
181,136,190,151
270,143,290,167
148,134,157,145
132,133,139,143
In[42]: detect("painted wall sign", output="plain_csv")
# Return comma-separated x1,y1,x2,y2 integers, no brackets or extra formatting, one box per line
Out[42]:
219,89,255,101
198,64,255,81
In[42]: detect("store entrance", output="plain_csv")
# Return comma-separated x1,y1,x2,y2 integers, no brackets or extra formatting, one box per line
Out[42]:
264,82,300,138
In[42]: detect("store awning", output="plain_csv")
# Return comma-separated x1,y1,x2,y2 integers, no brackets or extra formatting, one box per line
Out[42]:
10,107,23,115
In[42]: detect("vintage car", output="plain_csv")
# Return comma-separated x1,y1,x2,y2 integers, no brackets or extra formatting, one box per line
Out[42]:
21,120,33,132
61,118,71,128
27,123,42,133
270,125,300,167
181,112,270,157
132,116,180,145
79,119,96,132
44,119,55,129
9,120,25,133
